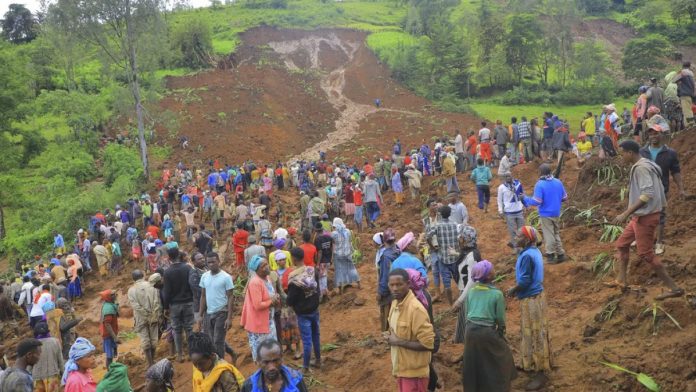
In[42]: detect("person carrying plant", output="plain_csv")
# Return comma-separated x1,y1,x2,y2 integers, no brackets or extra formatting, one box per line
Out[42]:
608,140,684,300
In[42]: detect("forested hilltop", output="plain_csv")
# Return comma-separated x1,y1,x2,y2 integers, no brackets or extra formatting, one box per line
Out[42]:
0,0,692,261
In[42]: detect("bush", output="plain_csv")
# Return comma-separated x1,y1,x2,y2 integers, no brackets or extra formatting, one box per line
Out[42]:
552,80,616,105
170,16,214,69
102,144,144,187
494,86,553,105
28,142,96,183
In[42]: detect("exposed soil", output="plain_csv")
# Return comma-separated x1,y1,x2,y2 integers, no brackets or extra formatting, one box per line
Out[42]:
6,27,696,392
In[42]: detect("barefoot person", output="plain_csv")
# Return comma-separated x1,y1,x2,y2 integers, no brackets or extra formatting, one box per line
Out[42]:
610,140,684,300
507,226,551,391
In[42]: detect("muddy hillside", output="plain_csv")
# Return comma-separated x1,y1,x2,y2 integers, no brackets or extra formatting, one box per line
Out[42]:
4,27,695,392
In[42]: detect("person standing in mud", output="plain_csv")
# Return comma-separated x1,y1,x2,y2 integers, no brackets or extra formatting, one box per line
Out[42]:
609,140,684,300
384,268,435,392
362,174,382,229
638,124,688,255
162,248,195,362
507,226,551,391
524,164,568,264
127,269,161,366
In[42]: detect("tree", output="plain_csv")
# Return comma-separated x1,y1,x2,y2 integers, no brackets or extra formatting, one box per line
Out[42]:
475,0,504,88
1,4,38,43
671,0,696,25
621,35,672,82
43,0,83,91
573,40,611,82
545,0,576,87
171,16,213,68
74,0,169,180
577,0,611,15
504,14,543,85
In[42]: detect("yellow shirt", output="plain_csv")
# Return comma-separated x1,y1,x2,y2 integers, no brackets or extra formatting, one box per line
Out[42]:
268,249,293,271
577,140,593,154
582,117,595,136
388,290,434,378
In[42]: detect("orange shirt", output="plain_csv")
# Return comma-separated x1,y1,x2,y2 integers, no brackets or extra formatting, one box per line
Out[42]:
364,164,374,175
233,230,249,252
353,188,363,206
300,243,318,267
467,136,478,155
147,225,160,239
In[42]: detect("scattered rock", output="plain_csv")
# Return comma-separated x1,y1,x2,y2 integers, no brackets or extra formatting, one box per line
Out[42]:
583,325,600,337
334,331,352,343
353,297,365,306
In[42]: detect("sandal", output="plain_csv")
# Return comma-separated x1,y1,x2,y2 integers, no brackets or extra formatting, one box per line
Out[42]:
655,288,684,301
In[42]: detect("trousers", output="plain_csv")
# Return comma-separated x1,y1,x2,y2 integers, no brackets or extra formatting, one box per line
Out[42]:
540,217,565,256
297,311,321,369
205,310,229,359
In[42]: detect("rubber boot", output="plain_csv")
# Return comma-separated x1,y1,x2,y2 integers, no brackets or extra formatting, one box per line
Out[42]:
444,288,453,306
145,348,154,366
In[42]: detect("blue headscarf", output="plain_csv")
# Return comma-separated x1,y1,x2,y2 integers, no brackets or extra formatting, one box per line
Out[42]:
248,255,264,272
62,337,96,385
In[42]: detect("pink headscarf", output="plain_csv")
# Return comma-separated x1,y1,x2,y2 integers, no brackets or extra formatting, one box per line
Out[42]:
405,268,428,308
397,232,415,252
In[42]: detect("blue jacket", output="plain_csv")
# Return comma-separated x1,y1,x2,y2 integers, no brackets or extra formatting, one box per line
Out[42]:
391,252,428,280
515,246,544,299
378,246,401,296
241,366,306,392
524,176,567,217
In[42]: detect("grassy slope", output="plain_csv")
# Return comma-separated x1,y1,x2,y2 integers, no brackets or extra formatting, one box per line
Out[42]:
470,99,634,134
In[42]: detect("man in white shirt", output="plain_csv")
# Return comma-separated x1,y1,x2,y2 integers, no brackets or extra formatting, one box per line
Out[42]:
448,192,469,225
478,122,493,166
497,174,526,252
453,129,464,173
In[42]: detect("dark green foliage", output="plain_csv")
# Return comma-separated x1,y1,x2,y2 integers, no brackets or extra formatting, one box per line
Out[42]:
504,14,543,84
621,35,672,82
1,3,37,44
171,16,214,68
577,0,611,15
103,144,144,187
243,0,288,9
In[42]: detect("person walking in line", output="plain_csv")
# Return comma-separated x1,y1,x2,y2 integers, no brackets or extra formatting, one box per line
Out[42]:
639,124,688,255
391,167,404,207
427,206,460,305
162,248,194,363
671,61,696,127
498,174,526,253
286,247,322,373
478,122,493,166
375,229,400,331
241,256,280,362
470,158,493,213
31,322,63,392
127,270,161,366
608,140,684,300
384,268,435,392
404,164,424,200
362,174,383,228
462,261,516,392
517,116,533,163
441,152,459,194
331,218,360,294
494,119,508,166
524,164,568,263
198,252,237,362
507,226,551,391
453,129,465,173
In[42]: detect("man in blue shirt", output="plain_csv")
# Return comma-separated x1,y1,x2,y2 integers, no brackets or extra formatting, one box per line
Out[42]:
524,164,568,263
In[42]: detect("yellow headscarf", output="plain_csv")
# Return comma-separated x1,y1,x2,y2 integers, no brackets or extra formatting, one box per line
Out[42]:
192,360,245,392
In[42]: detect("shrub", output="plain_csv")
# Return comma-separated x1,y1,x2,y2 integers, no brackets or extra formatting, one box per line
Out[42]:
102,144,144,187
28,142,96,183
171,16,214,69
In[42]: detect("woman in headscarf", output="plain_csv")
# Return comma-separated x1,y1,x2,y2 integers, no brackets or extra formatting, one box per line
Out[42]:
145,358,175,392
404,268,442,392
391,166,404,207
240,256,280,361
268,238,292,271
162,214,174,239
32,321,63,392
55,298,82,359
330,218,360,294
62,337,97,391
462,260,516,392
392,232,427,279
190,332,245,392
507,226,551,391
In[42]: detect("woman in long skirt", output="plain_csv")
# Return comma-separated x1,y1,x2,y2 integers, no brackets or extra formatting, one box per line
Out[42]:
67,258,82,300
330,218,360,293
462,260,516,392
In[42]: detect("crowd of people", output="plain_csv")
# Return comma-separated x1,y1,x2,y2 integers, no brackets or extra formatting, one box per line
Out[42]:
0,62,693,392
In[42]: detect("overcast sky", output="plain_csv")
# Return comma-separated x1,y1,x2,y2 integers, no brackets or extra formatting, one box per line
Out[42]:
0,0,214,16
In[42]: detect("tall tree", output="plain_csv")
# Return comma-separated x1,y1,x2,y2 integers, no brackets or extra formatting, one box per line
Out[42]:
545,0,576,87
43,0,82,91
573,40,611,82
74,0,168,179
475,0,504,88
621,35,672,82
1,4,38,43
504,13,543,85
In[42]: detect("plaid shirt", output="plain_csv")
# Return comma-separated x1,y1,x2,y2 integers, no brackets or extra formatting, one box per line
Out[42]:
517,121,532,140
427,218,459,265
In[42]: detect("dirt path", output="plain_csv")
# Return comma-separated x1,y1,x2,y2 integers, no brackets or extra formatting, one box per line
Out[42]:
267,33,419,162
